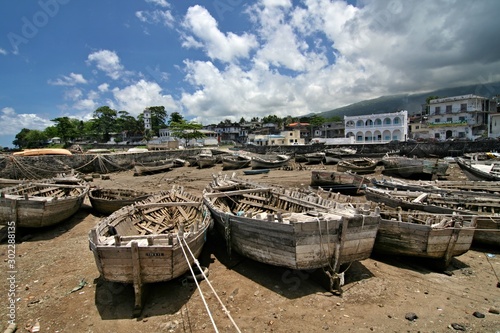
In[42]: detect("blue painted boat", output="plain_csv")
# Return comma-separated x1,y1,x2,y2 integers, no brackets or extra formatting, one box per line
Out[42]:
243,169,270,175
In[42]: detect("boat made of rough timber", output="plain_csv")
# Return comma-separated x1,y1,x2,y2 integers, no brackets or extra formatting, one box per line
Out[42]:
221,154,252,170
12,148,73,156
304,152,326,164
133,159,174,176
381,156,449,179
250,154,291,169
456,157,500,181
314,188,477,268
203,174,380,293
88,187,152,215
373,208,476,268
364,187,500,247
310,170,372,195
0,179,89,228
323,147,357,164
88,185,213,315
336,158,378,174
196,150,217,169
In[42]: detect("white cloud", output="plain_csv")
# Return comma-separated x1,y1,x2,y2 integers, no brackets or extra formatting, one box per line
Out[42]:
98,83,109,92
136,10,174,28
0,107,54,136
0,48,7,55
48,73,87,86
182,5,258,63
112,79,178,116
87,50,124,80
145,0,170,7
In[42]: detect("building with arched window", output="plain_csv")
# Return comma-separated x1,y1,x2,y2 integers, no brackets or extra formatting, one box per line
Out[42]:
344,110,408,143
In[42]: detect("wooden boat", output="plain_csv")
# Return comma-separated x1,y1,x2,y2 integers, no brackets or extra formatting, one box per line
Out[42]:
197,149,217,169
243,168,270,175
314,189,476,268
250,154,291,169
88,185,213,314
304,152,325,164
222,154,252,170
456,157,500,181
336,158,377,174
203,175,380,293
88,188,151,215
365,186,500,248
13,148,73,156
381,156,449,179
310,170,372,195
324,147,357,164
374,177,500,194
133,159,174,176
373,208,476,268
0,179,89,228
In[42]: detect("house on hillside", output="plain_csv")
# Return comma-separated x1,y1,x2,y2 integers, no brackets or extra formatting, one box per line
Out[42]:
344,110,408,143
426,94,495,140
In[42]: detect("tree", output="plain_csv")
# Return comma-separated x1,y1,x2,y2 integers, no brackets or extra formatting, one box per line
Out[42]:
92,106,118,142
239,117,246,124
169,120,205,147
51,117,77,144
116,111,143,140
168,112,184,124
13,128,48,148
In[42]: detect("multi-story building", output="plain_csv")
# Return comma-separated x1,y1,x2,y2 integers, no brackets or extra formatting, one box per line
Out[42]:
248,129,304,146
427,94,494,140
344,110,408,143
143,109,151,132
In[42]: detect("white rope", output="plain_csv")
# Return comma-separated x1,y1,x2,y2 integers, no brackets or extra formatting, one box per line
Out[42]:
178,234,242,333
176,233,219,333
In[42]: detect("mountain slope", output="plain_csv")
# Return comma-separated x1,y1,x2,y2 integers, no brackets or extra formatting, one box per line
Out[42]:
317,81,500,119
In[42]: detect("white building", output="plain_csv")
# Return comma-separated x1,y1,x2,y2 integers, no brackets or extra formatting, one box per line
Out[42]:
143,109,151,131
249,129,305,146
427,94,493,140
344,110,408,143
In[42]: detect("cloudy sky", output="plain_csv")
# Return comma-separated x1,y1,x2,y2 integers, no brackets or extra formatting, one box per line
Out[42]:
1,0,500,148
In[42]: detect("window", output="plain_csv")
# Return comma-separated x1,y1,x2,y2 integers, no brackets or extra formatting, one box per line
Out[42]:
356,120,364,127
394,117,400,125
446,105,452,113
447,117,452,122
435,106,441,115
459,116,465,122
460,103,467,111
384,118,391,125
434,118,440,123
375,119,382,126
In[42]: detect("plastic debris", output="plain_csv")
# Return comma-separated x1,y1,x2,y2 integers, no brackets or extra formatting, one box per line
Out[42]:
69,278,87,293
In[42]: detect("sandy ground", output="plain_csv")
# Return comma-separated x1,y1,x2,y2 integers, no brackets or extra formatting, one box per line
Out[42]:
1,161,500,333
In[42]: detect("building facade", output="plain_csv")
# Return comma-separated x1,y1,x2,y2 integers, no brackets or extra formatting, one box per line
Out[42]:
427,94,493,140
344,110,408,143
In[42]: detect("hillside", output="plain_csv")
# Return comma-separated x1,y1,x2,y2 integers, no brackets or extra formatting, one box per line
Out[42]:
317,81,500,118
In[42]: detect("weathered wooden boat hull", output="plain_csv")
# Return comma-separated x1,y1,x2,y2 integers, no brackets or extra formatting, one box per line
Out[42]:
197,157,217,169
133,160,173,176
0,181,89,228
250,155,291,169
13,148,73,156
456,157,500,181
365,187,500,247
305,153,325,164
89,186,212,314
336,158,377,174
222,157,251,170
88,188,151,215
382,157,449,179
203,180,380,272
374,216,475,266
310,170,371,195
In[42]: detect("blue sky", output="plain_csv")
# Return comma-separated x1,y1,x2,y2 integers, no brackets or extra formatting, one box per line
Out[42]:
1,0,500,148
